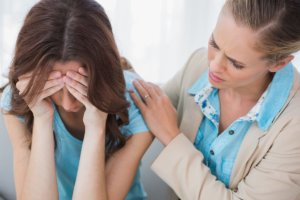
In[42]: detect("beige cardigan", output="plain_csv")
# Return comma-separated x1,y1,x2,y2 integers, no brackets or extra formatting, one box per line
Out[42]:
151,48,300,200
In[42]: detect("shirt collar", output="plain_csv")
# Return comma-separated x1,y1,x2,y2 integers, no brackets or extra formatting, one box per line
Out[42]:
188,69,209,95
257,62,294,131
187,63,294,132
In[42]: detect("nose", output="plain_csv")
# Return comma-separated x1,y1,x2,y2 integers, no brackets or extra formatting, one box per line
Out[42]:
210,51,226,73
61,87,76,111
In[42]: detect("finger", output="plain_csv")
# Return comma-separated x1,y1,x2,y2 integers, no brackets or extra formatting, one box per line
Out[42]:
132,80,151,101
148,82,163,96
78,67,88,76
43,77,64,90
18,72,33,80
129,91,147,113
18,70,61,81
16,79,29,94
18,71,61,92
139,80,158,98
38,83,65,100
48,71,62,80
66,71,88,87
64,76,88,96
65,84,89,106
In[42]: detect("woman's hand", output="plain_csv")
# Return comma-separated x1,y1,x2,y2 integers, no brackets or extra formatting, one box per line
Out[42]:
16,71,64,119
64,67,108,132
130,80,180,145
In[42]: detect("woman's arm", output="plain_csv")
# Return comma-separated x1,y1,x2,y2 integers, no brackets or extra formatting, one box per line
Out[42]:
3,114,58,200
3,115,30,199
65,68,108,200
22,115,58,199
2,72,64,199
105,132,153,200
72,126,107,200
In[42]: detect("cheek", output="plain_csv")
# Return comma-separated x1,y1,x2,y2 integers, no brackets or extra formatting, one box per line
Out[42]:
207,45,215,62
227,69,264,85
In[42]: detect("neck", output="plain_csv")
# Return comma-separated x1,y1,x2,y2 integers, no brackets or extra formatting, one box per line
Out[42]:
57,106,85,136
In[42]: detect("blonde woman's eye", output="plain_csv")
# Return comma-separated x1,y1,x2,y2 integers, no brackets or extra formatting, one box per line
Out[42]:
231,61,244,70
209,39,219,50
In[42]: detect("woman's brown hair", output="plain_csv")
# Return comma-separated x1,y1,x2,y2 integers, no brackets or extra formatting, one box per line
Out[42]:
1,0,130,157
224,0,300,63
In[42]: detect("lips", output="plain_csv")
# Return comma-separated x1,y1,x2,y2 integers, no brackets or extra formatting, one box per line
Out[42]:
209,71,224,83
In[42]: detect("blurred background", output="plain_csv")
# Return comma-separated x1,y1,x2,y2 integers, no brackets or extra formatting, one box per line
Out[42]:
0,0,300,200
0,0,299,86
0,0,227,86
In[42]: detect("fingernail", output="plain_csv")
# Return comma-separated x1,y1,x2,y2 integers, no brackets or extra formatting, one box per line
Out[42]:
133,80,141,85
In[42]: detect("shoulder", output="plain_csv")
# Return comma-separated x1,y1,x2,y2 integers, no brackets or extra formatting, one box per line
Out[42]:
279,68,300,120
270,69,300,145
181,47,209,87
1,84,13,112
120,71,149,135
123,70,141,91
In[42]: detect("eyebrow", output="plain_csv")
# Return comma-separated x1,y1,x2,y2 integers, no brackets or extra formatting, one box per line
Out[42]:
211,34,246,67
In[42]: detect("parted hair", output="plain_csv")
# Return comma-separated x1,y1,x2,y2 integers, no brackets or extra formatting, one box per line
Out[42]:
224,0,300,62
1,0,130,158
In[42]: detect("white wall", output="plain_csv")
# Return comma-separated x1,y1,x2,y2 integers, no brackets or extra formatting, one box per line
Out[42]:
0,0,228,86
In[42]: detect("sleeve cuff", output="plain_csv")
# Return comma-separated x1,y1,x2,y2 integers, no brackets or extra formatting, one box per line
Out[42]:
151,133,204,177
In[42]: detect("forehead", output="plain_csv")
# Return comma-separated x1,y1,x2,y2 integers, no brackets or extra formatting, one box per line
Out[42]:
214,12,264,63
52,61,82,74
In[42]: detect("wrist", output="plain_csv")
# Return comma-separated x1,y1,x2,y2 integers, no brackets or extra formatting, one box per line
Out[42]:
84,127,106,137
32,110,54,120
83,129,106,147
33,114,54,123
160,129,180,146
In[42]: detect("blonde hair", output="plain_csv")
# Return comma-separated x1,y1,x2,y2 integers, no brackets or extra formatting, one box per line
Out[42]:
224,0,300,62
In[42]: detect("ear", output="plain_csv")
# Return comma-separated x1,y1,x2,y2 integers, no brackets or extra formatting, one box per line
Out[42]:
269,55,294,72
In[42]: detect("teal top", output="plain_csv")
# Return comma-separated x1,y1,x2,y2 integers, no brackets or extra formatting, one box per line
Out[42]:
1,71,149,200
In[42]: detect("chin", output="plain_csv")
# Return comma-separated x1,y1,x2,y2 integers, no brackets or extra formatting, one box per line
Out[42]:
208,79,220,88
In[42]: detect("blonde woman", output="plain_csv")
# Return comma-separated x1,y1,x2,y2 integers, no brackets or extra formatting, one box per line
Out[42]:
132,0,300,199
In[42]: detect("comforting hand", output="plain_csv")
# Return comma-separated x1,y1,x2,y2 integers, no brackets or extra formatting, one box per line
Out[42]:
130,80,180,145
64,67,108,132
16,71,64,118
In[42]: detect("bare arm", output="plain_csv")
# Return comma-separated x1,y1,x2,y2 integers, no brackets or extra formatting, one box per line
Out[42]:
2,71,64,199
72,129,153,200
72,126,107,200
3,114,58,200
105,132,153,200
